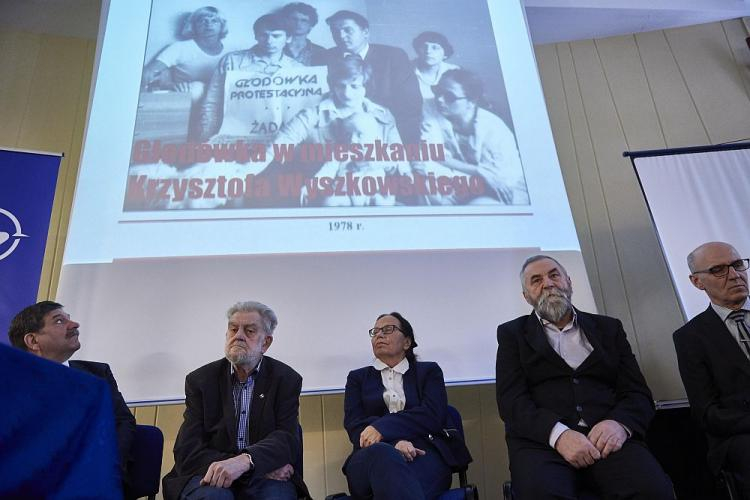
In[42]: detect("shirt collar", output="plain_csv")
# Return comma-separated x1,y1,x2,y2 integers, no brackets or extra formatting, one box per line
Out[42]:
536,308,578,332
712,298,750,321
62,359,70,367
372,356,410,374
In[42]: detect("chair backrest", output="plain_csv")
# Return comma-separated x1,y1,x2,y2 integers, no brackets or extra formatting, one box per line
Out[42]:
446,405,465,438
129,424,164,499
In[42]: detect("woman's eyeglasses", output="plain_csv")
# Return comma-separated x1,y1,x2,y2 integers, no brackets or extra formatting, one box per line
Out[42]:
368,325,403,337
432,87,469,104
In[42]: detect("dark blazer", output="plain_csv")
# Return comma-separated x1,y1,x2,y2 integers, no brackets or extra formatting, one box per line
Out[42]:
344,360,469,470
69,360,136,482
326,43,422,144
673,305,750,474
496,310,655,455
162,356,309,500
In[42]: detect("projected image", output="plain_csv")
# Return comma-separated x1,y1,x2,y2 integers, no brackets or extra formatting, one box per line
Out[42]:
125,0,529,211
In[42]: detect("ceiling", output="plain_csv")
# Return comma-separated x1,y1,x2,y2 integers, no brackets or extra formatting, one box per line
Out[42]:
0,0,748,44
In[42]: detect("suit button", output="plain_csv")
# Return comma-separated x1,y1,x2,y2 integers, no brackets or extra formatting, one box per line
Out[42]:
576,405,583,412
572,378,579,385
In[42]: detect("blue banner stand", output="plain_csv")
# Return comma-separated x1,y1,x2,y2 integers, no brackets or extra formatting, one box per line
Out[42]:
0,148,63,341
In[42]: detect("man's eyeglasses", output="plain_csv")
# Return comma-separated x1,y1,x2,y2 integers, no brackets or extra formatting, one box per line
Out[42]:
692,258,749,278
368,325,402,337
432,87,469,104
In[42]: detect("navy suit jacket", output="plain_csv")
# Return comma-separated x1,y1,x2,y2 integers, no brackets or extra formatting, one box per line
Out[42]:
162,356,309,500
69,360,135,482
673,305,750,474
496,310,655,456
344,360,467,469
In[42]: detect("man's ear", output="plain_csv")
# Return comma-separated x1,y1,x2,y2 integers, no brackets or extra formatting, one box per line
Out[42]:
24,332,40,352
262,334,273,352
689,274,705,290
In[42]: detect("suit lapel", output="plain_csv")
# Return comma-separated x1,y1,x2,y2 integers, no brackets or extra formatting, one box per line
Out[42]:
699,307,750,378
248,359,271,444
524,312,572,372
403,363,419,408
219,361,238,450
574,310,602,372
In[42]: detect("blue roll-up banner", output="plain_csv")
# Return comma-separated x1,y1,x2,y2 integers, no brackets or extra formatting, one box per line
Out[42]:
0,148,62,341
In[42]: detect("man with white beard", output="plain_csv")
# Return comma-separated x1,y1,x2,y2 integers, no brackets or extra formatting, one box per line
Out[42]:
495,255,673,499
163,301,310,500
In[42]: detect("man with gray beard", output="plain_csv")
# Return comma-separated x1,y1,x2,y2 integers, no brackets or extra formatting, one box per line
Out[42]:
496,255,672,499
163,301,310,500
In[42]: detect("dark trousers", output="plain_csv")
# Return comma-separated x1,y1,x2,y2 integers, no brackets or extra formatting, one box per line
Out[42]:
724,434,750,499
509,439,674,500
344,442,452,500
179,474,297,500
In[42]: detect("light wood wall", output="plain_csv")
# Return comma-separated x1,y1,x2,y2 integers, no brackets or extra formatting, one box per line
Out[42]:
3,16,750,500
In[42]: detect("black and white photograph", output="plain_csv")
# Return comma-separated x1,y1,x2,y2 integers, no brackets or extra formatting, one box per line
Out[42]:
125,0,529,210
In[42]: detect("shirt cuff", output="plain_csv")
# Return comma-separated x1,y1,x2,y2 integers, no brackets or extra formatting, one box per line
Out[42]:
549,422,570,448
617,421,632,438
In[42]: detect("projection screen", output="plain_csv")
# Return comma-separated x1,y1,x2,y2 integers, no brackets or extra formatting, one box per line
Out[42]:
59,0,596,404
632,142,750,321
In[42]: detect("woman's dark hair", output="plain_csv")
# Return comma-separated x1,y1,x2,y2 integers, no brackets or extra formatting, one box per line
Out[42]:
376,311,418,363
439,68,484,103
412,31,454,58
327,54,371,87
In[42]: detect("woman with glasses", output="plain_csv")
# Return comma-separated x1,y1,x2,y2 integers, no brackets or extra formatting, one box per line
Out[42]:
418,69,528,205
341,312,466,499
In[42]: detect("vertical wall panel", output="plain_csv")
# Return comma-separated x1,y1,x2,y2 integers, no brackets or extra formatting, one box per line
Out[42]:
558,41,632,327
0,31,40,144
299,395,326,499
634,31,710,148
535,43,604,312
665,23,750,143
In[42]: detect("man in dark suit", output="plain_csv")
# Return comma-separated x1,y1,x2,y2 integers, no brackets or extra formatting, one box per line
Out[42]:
496,255,673,499
7,300,136,495
324,10,422,144
673,241,750,497
162,300,309,500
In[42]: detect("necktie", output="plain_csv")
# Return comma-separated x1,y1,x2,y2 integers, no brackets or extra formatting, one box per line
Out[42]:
728,310,750,358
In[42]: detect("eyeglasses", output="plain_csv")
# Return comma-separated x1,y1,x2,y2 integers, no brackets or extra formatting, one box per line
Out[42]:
368,325,402,337
692,258,749,278
432,87,469,104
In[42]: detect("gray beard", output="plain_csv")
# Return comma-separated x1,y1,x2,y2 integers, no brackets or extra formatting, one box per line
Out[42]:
226,348,262,370
536,291,573,324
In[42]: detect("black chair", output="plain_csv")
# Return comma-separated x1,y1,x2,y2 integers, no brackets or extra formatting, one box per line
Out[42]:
325,405,478,500
129,424,164,500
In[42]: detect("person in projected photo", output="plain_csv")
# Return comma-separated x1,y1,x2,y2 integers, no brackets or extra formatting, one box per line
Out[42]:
141,6,230,102
496,255,673,499
162,301,311,500
417,69,527,206
199,13,300,141
279,2,326,66
324,10,422,144
341,312,471,500
271,54,410,205
673,242,750,498
411,31,460,101
7,301,136,497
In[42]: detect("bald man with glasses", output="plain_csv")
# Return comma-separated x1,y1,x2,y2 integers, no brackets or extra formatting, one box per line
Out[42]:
673,241,750,497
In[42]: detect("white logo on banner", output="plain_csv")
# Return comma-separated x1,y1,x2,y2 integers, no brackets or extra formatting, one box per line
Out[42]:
0,208,29,261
